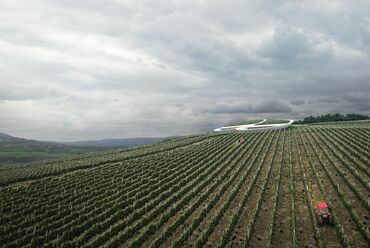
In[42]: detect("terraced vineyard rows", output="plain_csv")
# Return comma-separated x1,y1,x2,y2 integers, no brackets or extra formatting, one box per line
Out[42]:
1,122,369,247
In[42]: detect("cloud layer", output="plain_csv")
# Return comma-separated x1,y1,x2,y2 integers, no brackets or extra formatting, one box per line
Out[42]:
1,1,369,141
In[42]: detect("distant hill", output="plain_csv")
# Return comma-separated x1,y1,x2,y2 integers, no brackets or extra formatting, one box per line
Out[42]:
62,137,170,148
0,132,170,165
0,132,98,165
0,132,17,141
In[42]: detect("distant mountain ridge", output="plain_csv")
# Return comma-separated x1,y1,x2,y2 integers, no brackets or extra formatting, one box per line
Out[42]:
62,137,172,148
0,132,171,165
0,132,26,142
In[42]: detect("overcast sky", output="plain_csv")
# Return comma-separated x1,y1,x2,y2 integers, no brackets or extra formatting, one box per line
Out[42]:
1,0,370,141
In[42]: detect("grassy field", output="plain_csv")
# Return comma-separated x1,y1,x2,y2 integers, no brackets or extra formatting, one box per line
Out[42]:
255,119,290,125
0,122,369,247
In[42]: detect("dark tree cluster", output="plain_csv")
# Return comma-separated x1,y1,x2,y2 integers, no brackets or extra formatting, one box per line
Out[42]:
294,113,370,124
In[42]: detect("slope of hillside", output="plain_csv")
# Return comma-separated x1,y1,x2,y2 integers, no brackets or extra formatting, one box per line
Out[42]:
0,132,97,165
62,137,171,148
0,133,170,166
0,122,369,247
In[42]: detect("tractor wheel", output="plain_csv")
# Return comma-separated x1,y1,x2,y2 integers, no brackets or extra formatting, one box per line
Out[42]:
328,216,334,226
317,216,323,226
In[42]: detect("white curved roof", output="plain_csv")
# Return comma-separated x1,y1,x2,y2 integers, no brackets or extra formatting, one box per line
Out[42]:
214,119,294,132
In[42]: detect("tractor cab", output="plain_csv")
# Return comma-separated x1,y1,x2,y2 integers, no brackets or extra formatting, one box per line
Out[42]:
316,201,333,226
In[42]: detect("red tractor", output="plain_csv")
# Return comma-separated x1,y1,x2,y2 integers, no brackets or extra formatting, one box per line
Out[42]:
316,201,333,226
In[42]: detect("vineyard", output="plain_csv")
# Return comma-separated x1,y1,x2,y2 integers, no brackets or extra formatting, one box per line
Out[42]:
0,122,370,247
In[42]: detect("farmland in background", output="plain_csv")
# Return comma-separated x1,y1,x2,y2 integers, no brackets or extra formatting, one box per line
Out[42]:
0,132,168,166
255,119,291,125
0,121,369,247
228,119,264,126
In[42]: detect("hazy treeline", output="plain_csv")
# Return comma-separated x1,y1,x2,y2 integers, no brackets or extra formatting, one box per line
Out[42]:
294,113,369,124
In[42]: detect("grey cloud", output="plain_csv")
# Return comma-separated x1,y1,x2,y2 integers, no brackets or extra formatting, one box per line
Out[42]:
353,101,370,111
253,100,292,113
290,99,305,106
202,100,291,115
0,0,369,141
316,98,340,104
203,102,254,114
259,27,312,64
0,84,65,101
